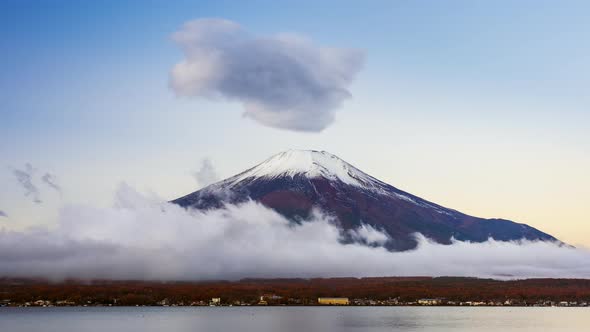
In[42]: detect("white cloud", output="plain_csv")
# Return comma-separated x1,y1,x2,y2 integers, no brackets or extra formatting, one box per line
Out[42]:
170,18,364,132
350,224,390,246
0,184,588,281
192,159,219,188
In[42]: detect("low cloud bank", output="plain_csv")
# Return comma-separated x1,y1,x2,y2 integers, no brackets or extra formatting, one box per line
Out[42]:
0,184,588,281
170,18,364,132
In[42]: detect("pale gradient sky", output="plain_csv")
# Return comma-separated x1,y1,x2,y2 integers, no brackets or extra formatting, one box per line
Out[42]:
1,0,589,247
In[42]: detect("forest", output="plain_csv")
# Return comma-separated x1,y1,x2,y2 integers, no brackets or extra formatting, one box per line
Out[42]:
2,277,590,306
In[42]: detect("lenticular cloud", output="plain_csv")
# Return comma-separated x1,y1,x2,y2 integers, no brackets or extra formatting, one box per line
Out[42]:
0,184,588,281
169,18,364,132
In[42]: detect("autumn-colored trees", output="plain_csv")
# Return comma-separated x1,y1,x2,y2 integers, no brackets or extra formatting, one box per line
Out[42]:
1,277,589,305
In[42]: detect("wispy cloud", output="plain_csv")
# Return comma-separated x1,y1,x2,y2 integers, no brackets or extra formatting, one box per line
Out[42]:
0,184,588,281
11,164,62,204
170,18,364,132
12,163,41,204
41,173,61,193
192,159,219,188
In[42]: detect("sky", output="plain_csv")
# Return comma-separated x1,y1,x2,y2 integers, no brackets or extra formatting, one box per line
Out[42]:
1,0,589,248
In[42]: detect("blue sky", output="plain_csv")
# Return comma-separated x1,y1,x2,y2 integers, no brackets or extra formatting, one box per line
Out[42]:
1,1,589,245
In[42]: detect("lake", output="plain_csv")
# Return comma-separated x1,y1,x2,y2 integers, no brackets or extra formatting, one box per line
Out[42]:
0,307,588,331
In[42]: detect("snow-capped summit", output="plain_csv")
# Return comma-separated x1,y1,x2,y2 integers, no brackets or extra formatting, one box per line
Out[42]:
173,150,559,251
224,150,384,189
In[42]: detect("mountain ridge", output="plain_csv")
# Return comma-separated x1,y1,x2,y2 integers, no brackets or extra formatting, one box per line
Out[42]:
173,150,559,251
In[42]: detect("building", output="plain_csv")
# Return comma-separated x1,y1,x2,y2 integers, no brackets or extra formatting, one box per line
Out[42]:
318,297,349,305
210,298,221,306
259,294,282,304
418,298,442,305
262,294,283,301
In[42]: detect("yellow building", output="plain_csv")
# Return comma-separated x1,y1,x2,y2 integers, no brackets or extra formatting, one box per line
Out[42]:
318,297,349,305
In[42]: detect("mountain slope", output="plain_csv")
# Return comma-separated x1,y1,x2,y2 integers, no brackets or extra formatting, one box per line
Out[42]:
173,150,558,251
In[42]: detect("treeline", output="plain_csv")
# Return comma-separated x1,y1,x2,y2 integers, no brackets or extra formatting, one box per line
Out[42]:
1,277,590,306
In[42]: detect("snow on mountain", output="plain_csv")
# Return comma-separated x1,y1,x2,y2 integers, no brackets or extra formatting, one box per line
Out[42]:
225,150,381,188
214,150,453,215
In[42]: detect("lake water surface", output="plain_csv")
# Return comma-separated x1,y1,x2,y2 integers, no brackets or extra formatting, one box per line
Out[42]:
1,307,588,332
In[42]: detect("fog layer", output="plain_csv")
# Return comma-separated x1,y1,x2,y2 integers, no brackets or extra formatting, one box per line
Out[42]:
0,184,588,280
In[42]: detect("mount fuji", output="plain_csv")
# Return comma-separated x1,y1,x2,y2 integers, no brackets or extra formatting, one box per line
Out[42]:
173,150,558,251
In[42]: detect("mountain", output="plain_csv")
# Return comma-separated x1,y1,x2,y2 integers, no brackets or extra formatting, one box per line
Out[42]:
173,150,558,251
